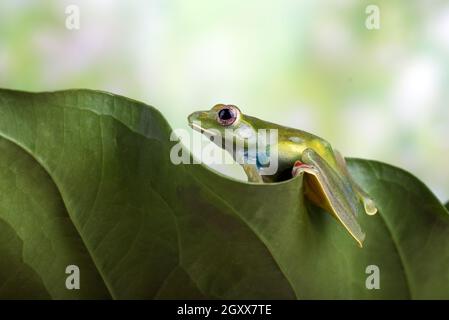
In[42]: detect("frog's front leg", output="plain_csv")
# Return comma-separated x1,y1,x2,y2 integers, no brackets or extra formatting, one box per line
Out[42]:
234,148,264,183
242,164,264,183
292,148,365,247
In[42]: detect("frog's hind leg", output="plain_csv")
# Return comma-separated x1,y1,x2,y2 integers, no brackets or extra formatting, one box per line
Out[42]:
292,148,365,247
333,150,377,216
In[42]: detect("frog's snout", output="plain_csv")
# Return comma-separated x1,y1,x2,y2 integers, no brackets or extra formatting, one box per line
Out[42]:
188,110,209,125
188,111,202,122
188,111,204,132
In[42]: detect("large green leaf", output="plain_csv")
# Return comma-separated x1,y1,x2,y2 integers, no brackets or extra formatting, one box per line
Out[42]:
0,89,447,299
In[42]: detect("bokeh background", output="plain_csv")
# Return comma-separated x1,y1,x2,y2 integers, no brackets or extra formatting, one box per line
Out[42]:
0,0,448,201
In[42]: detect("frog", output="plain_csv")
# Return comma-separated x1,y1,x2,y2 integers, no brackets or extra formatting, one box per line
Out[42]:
188,104,377,247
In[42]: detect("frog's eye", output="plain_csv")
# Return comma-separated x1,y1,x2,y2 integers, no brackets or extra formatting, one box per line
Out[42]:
217,105,239,126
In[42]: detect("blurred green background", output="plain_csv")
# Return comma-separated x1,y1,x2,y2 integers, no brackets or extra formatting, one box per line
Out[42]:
0,0,448,201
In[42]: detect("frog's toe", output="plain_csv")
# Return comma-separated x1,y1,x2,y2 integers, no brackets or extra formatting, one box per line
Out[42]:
292,160,315,177
363,197,378,215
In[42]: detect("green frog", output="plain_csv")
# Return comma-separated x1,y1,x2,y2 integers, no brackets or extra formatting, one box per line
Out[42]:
188,104,377,247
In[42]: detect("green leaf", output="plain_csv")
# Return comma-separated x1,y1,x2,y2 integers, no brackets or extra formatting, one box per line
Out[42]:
445,202,449,211
0,89,448,299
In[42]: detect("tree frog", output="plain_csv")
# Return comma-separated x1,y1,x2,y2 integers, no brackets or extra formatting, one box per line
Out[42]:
188,104,377,247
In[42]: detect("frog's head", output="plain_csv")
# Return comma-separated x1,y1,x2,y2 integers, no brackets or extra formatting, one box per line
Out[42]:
188,104,258,147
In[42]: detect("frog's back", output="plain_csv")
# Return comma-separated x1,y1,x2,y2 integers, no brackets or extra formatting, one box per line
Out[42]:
246,116,322,181
246,115,340,181
250,117,328,158
247,115,321,142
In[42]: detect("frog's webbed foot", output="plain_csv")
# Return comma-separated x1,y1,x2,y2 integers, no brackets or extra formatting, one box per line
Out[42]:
292,149,365,247
333,150,378,216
